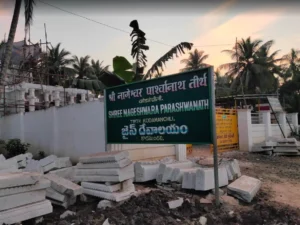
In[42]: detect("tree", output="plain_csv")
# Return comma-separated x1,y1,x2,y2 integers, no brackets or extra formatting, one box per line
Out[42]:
91,59,109,79
215,69,232,97
129,20,149,79
282,48,300,82
180,49,210,72
0,0,36,81
72,55,93,79
219,37,280,95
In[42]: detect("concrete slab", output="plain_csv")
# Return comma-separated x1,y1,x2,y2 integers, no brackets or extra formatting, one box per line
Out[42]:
44,174,83,197
273,147,299,153
0,165,20,174
76,158,132,169
49,196,76,209
24,159,44,174
0,200,52,225
171,168,199,183
0,189,46,211
56,157,72,169
81,182,121,193
161,162,193,183
39,155,58,167
0,158,18,170
18,160,27,168
83,186,135,202
227,175,262,203
221,159,241,181
79,151,129,164
195,167,228,191
134,163,160,182
46,187,66,202
0,179,50,197
251,145,273,152
49,167,75,181
167,198,184,209
75,163,134,176
74,170,134,183
0,172,41,189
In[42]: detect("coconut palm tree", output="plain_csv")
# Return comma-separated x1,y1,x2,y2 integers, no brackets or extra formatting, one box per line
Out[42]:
48,43,73,74
91,59,109,79
0,0,36,81
72,55,93,79
282,48,300,81
219,37,280,95
180,49,210,72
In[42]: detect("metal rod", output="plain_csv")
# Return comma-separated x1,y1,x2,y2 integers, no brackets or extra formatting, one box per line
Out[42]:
210,66,220,206
267,98,285,138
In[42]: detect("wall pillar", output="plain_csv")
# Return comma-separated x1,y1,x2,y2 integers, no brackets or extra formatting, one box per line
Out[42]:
44,90,51,108
80,93,87,103
175,144,187,161
53,90,61,107
237,109,253,152
17,88,26,113
69,93,76,105
289,113,298,134
261,111,272,139
277,112,287,138
27,88,37,112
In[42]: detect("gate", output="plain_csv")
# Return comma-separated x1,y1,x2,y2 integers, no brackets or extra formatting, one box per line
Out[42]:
210,108,239,152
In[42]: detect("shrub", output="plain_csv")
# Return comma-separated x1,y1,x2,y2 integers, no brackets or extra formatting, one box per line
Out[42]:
5,139,30,158
38,151,46,159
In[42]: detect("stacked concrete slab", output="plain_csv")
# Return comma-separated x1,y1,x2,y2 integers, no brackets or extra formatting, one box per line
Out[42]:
75,151,136,202
0,172,52,224
24,155,73,174
0,153,33,173
44,174,83,209
252,138,300,156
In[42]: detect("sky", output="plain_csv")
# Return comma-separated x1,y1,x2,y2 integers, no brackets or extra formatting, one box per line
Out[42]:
0,0,300,76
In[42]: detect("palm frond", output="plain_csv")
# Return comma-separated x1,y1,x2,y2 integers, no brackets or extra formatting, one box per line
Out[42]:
24,0,35,28
143,42,193,80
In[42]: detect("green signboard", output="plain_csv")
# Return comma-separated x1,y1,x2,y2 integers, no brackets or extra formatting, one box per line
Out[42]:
105,67,214,144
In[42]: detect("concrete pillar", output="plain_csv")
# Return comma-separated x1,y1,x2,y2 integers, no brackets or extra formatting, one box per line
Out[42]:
44,91,51,108
88,94,94,102
69,93,76,105
175,144,187,161
27,88,37,112
277,112,287,138
17,88,26,113
237,109,253,152
80,93,87,103
261,111,272,139
289,113,298,134
53,90,61,107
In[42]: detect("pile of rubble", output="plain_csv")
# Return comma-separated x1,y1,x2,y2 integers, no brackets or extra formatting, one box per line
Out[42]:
74,151,136,202
0,172,52,224
252,137,300,156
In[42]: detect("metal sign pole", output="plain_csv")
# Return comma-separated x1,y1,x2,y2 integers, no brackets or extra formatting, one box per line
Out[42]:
104,89,108,152
209,67,220,206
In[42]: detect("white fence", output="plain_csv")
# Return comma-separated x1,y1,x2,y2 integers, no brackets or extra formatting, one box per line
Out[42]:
0,100,185,162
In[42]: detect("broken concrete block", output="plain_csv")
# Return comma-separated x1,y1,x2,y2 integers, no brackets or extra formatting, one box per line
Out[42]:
121,179,134,191
60,210,76,219
42,161,57,173
81,182,121,193
0,189,46,211
49,166,75,181
76,158,132,169
221,159,241,181
0,172,41,189
171,168,198,183
44,174,83,197
49,196,76,209
103,218,110,225
195,167,228,191
46,187,66,202
83,186,135,202
227,175,262,203
167,197,184,209
79,151,129,164
156,162,193,183
25,152,33,160
18,159,27,168
0,200,52,225
39,155,58,167
199,216,207,225
162,161,193,183
134,163,160,182
0,179,50,197
97,200,114,209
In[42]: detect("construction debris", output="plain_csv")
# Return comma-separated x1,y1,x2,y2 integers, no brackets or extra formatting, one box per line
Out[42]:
60,210,76,219
75,151,136,202
227,175,262,203
167,197,184,209
44,173,83,209
0,172,52,224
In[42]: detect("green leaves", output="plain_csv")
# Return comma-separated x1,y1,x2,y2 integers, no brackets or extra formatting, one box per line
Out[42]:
112,56,135,83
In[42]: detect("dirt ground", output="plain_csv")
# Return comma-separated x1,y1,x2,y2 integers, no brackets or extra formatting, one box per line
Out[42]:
42,150,300,225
